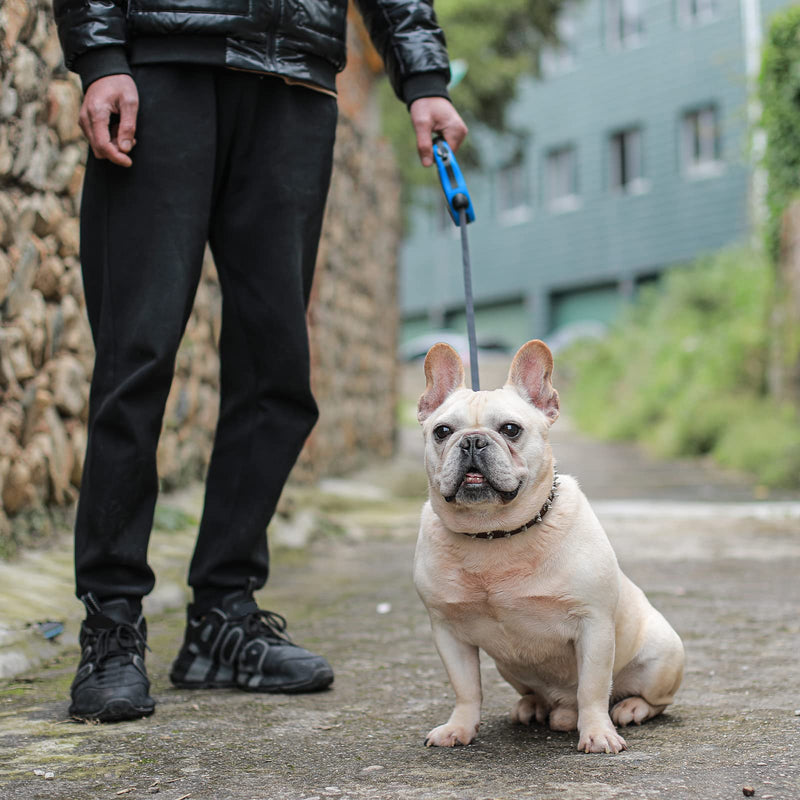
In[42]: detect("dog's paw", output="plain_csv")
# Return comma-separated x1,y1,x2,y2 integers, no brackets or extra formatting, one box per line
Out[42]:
424,722,479,747
611,696,662,727
511,694,550,726
548,706,578,732
577,722,627,754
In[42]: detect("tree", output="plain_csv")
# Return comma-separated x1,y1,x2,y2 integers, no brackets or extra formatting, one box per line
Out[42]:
380,0,572,190
759,5,800,261
759,5,800,404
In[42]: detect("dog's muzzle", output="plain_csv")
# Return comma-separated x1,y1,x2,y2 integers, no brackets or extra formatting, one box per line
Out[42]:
442,434,521,503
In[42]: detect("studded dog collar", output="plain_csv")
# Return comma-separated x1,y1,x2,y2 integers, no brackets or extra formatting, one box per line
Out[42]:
454,472,560,540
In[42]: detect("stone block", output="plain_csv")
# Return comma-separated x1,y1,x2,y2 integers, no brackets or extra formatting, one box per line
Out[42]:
21,437,50,506
21,386,54,447
66,162,84,202
2,459,34,515
59,293,92,356
48,143,82,194
34,405,75,504
0,326,36,386
23,127,59,190
49,354,87,417
33,255,64,301
40,26,67,72
12,45,42,98
0,402,24,442
0,125,12,177
11,102,41,178
1,0,32,50
47,80,82,143
29,9,52,52
0,194,15,247
12,197,37,246
66,420,87,488
0,250,11,304
32,193,66,238
56,217,79,258
16,289,48,369
58,263,84,307
0,78,19,120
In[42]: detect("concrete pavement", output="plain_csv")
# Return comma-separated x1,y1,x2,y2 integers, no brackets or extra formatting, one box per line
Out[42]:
1,363,799,800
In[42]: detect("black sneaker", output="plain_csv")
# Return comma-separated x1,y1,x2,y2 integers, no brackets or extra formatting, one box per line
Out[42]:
169,589,334,693
69,595,155,722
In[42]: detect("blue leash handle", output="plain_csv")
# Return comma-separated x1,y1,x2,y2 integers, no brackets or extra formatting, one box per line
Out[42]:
432,138,476,226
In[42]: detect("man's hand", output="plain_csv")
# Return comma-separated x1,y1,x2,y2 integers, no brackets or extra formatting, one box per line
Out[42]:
409,97,468,167
79,74,139,168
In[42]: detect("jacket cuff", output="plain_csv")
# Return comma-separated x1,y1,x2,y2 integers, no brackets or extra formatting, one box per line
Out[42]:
74,46,132,92
403,72,451,108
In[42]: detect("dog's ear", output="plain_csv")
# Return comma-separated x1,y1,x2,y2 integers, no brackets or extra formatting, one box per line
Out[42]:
506,340,560,424
418,343,466,423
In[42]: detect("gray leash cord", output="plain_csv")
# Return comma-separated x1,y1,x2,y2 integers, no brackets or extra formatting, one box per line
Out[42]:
459,206,480,391
431,137,479,390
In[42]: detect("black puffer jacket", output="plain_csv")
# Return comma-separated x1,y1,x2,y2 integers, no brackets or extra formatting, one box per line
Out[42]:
53,0,451,104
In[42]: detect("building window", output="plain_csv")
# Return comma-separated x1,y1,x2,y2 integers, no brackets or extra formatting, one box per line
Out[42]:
677,0,717,26
496,156,530,224
545,146,579,212
681,106,722,177
609,128,646,193
606,0,645,49
540,11,578,78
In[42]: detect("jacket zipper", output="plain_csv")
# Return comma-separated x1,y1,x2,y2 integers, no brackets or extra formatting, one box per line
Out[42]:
269,0,282,68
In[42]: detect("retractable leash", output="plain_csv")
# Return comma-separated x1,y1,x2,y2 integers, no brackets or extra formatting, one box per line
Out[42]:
432,137,480,391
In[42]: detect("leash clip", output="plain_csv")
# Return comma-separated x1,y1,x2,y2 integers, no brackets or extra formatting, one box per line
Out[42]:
432,138,475,227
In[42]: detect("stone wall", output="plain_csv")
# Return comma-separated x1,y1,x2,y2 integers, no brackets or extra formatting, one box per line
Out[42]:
0,0,400,552
299,119,400,482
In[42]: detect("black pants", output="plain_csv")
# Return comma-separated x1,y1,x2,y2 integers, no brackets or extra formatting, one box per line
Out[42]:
75,65,337,609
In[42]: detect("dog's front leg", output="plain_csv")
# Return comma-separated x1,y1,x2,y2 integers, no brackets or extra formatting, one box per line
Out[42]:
575,616,627,754
425,622,482,747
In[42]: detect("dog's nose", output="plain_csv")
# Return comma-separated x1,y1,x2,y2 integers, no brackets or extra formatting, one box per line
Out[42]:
460,434,489,454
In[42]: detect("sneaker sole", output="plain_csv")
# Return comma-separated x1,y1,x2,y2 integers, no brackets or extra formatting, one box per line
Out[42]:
171,667,334,694
69,698,155,723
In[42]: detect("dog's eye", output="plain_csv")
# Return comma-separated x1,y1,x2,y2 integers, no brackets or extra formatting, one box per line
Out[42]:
500,423,522,439
434,425,453,441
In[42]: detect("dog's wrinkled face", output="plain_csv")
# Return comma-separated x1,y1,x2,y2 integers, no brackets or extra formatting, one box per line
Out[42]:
418,341,560,518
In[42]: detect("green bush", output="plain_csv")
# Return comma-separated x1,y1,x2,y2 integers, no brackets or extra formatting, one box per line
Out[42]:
562,247,800,488
713,400,800,487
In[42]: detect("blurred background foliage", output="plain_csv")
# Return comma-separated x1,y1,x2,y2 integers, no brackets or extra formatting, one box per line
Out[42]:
560,248,800,488
380,0,570,192
760,4,800,261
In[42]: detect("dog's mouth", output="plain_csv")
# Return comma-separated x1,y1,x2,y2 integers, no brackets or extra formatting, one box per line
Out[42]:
444,472,521,504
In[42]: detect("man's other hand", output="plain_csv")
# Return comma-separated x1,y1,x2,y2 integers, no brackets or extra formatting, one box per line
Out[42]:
409,97,468,168
79,74,139,168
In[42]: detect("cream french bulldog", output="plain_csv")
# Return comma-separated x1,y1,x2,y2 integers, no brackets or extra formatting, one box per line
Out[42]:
413,340,684,753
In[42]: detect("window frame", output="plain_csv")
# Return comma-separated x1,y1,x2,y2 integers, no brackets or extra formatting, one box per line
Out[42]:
495,154,531,226
681,105,724,178
606,0,646,50
609,127,648,194
677,0,718,27
544,145,581,213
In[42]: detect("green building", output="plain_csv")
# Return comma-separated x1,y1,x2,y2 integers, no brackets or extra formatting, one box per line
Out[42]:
400,0,789,348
